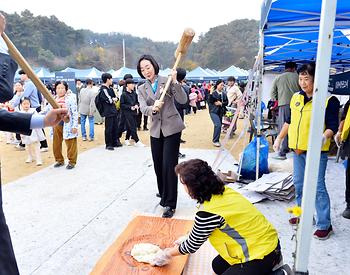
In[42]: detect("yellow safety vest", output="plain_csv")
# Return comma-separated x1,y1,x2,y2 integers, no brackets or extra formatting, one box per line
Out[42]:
202,186,278,265
288,93,331,151
341,107,350,142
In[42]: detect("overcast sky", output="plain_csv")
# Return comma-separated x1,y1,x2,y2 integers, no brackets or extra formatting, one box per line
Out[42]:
1,0,262,42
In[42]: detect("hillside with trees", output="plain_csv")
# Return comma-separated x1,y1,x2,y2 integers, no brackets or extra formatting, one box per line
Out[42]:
2,10,259,71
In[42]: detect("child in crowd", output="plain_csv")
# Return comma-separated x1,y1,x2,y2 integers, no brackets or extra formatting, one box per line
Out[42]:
51,81,79,169
20,97,45,165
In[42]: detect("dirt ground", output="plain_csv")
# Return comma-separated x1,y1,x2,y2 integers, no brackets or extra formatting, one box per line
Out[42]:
0,108,260,184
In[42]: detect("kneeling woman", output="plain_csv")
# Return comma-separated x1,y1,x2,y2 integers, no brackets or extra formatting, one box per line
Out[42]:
152,159,282,275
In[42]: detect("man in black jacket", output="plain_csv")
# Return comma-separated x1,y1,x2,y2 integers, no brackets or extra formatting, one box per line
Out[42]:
0,13,68,274
98,73,122,150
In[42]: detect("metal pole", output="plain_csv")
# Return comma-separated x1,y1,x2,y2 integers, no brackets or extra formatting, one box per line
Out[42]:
256,31,264,180
295,0,337,273
122,39,126,67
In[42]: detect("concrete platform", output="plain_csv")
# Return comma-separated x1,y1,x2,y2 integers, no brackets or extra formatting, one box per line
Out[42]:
2,147,350,274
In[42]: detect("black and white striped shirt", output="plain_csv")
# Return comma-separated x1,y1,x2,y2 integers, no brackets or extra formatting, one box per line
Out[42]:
179,211,225,254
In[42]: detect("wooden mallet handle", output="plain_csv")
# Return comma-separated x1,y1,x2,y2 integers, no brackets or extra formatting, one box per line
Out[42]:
159,28,195,103
1,32,59,109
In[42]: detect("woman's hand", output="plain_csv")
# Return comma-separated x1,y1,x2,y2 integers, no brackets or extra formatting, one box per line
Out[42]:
152,100,164,113
150,248,172,266
334,131,342,147
273,136,282,152
71,128,78,135
171,70,178,84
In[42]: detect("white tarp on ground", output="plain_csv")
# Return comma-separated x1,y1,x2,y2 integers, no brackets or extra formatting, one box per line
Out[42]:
2,147,350,274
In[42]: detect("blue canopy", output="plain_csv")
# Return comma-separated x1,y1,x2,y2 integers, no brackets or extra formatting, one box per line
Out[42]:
261,0,350,70
61,67,103,80
111,67,140,81
14,67,55,82
219,65,249,80
186,67,218,80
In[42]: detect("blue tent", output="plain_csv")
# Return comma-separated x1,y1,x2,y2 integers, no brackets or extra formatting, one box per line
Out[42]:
112,66,140,81
260,1,350,273
261,0,350,70
186,66,217,81
61,67,103,80
219,65,249,80
14,67,55,82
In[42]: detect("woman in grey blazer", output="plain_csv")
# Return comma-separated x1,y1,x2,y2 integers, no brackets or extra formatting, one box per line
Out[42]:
137,55,187,218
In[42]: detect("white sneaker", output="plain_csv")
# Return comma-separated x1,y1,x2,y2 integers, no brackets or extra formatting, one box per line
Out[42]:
212,142,221,147
25,158,33,163
82,137,87,141
124,140,130,146
15,144,25,151
36,161,43,166
40,147,49,152
134,141,145,147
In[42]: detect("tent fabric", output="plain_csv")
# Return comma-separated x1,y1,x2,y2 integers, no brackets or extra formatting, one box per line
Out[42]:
261,0,350,70
186,66,218,80
61,67,103,80
111,67,140,80
14,67,55,81
219,65,249,79
159,68,172,76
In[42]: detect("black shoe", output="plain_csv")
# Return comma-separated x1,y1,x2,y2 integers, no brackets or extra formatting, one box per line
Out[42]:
143,127,149,131
180,139,186,144
156,193,161,198
342,207,350,219
66,163,75,170
53,162,64,168
106,146,114,151
137,127,141,131
115,139,122,147
178,153,186,159
162,207,175,218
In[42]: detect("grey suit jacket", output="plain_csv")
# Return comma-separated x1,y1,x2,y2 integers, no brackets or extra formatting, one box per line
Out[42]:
137,76,187,138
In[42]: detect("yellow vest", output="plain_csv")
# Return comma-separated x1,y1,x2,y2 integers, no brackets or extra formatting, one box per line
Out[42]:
202,186,278,265
341,107,350,142
288,93,331,151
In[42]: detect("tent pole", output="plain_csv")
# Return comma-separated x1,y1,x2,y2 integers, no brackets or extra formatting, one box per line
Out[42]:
256,31,264,180
295,0,337,273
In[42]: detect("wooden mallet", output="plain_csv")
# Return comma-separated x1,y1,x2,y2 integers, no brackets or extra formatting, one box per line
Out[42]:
1,32,60,109
158,28,195,103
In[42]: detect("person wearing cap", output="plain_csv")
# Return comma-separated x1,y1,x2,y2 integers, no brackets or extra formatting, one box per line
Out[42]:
120,78,145,147
0,12,68,274
137,55,187,218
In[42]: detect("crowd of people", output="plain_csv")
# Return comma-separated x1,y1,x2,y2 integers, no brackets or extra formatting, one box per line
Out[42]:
2,10,350,275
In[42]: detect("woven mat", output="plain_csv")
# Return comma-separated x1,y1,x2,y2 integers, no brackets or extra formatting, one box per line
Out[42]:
183,241,217,275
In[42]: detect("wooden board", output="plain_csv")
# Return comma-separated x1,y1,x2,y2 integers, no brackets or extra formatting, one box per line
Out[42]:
91,215,193,275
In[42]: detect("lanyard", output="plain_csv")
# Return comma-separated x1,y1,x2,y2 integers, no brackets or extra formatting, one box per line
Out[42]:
151,79,158,94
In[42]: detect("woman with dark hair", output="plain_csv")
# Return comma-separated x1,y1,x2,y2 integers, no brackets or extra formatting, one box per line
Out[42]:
208,79,228,147
137,54,187,218
150,159,285,275
273,62,340,240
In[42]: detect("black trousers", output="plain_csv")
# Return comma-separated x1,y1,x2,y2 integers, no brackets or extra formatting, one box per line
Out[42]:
0,53,20,275
35,106,48,149
137,112,148,129
124,112,139,143
0,170,20,275
346,160,350,205
212,242,281,275
150,132,181,209
105,115,119,147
